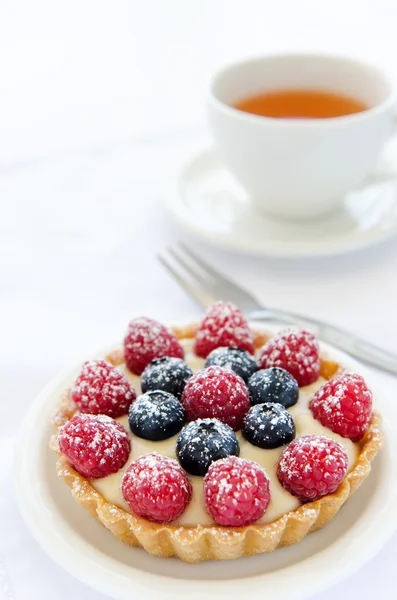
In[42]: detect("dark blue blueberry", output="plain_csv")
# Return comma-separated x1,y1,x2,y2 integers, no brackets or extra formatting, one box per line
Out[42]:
204,347,258,383
248,367,299,408
141,357,193,399
242,402,295,449
176,418,239,476
128,390,185,441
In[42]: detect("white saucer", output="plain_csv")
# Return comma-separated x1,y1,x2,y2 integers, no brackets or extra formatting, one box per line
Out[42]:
167,147,397,258
15,337,397,600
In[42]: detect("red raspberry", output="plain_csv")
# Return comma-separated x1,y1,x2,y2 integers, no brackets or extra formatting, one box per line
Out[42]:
258,327,320,386
58,414,131,479
310,373,372,442
182,366,250,430
194,301,254,358
121,453,191,523
72,360,136,418
277,435,348,502
204,456,270,526
124,317,184,375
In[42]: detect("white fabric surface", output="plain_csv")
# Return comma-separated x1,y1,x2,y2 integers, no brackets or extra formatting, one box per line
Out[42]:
1,1,397,598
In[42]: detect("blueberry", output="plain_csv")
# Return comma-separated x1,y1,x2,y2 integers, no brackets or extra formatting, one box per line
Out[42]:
141,357,193,399
128,390,185,441
242,403,295,449
176,418,240,476
205,347,258,382
248,367,299,408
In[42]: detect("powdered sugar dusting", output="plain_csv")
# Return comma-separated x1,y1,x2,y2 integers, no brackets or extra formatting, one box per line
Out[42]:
194,301,254,358
72,360,136,418
242,403,295,449
176,418,239,475
310,372,373,441
205,346,258,382
182,366,250,430
258,327,320,386
204,456,271,526
121,453,191,523
277,434,348,501
141,356,193,399
123,317,184,375
128,390,185,440
58,413,131,478
61,322,364,529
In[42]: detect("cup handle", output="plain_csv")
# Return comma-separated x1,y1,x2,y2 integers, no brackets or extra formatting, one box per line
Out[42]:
354,115,397,189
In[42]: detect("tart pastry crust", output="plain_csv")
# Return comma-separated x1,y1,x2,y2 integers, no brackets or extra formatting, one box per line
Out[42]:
51,325,383,563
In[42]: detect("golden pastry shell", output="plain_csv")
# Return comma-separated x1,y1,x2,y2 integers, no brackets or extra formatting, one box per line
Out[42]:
51,324,383,563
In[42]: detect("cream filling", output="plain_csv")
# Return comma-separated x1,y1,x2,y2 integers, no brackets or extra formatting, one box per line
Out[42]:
91,340,359,527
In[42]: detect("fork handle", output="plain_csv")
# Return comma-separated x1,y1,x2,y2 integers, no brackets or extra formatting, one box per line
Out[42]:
248,308,397,375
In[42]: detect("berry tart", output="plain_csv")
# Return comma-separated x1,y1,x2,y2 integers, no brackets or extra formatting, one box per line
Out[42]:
51,302,382,563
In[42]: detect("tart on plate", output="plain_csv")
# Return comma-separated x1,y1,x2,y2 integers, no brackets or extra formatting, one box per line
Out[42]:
51,302,382,563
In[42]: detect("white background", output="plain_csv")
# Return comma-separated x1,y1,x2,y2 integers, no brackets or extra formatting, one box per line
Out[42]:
1,1,397,598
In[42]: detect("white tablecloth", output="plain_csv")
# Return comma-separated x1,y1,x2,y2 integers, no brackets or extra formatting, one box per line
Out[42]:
1,1,397,598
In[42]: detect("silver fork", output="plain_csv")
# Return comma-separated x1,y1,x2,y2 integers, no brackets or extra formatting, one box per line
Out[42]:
159,243,397,375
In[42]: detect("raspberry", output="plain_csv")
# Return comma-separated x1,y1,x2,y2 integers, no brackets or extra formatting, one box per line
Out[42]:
258,327,320,386
194,301,254,358
277,435,348,502
204,456,270,526
72,360,136,418
182,366,250,430
310,373,372,441
58,414,131,479
121,453,191,523
123,317,184,375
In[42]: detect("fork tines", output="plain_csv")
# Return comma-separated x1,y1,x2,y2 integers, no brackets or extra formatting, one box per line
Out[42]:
158,244,217,309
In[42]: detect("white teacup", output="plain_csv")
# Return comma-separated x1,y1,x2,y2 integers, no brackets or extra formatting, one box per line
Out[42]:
208,54,396,220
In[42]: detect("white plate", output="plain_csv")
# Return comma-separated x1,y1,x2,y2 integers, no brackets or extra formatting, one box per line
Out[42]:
167,147,397,258
15,340,397,600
